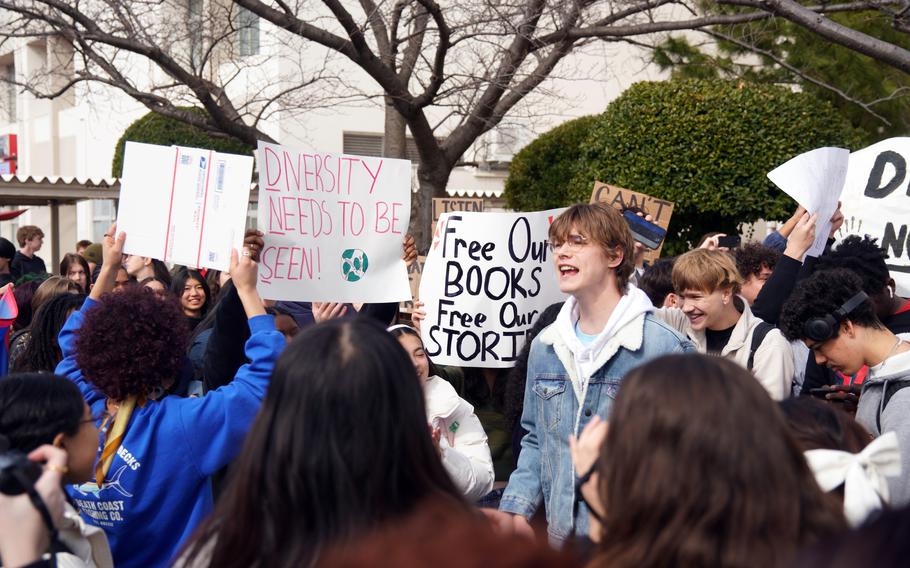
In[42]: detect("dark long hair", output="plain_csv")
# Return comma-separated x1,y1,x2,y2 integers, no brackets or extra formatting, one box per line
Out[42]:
59,253,92,293
171,268,211,317
592,354,846,568
149,259,172,287
0,373,84,452
181,318,466,568
14,293,86,373
388,325,439,378
780,397,871,453
12,278,44,331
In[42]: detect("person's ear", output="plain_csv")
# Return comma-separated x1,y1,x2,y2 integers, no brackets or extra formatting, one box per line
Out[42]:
53,432,66,448
606,245,624,269
841,319,855,338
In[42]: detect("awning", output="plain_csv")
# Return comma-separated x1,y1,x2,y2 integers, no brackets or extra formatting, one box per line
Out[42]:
0,174,121,205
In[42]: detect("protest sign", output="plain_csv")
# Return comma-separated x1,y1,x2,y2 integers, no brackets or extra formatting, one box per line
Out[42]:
256,141,412,302
838,137,910,296
767,147,849,258
400,255,427,314
419,209,566,368
433,197,484,222
116,142,253,271
590,182,674,261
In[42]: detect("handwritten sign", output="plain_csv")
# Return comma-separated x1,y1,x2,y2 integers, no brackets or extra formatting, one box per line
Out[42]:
838,137,910,296
433,197,484,222
256,141,412,302
400,255,427,314
590,182,674,261
117,142,253,271
419,209,566,368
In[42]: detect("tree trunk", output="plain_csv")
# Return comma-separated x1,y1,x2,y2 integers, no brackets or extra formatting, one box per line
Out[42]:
411,162,451,253
382,99,450,254
382,96,408,159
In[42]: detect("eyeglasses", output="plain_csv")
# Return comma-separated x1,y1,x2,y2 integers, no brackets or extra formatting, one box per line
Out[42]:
547,234,589,253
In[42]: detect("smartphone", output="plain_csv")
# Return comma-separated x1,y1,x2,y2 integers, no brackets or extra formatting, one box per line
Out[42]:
622,210,667,250
808,387,831,398
716,235,741,249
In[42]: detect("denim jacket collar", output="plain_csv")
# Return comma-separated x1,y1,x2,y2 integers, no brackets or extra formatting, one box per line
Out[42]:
538,287,652,403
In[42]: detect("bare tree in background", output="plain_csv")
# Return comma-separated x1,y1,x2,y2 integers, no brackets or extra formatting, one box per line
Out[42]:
0,0,892,248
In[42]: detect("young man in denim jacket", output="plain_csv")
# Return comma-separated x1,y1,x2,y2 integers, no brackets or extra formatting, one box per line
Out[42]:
495,203,693,543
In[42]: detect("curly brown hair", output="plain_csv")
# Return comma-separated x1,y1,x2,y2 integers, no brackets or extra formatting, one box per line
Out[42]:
75,286,189,400
734,242,780,279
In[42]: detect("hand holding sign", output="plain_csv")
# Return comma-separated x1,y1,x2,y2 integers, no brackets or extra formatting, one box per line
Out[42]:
403,234,418,264
312,302,349,323
102,223,126,269
767,147,849,259
230,247,259,295
243,230,265,263
784,213,817,261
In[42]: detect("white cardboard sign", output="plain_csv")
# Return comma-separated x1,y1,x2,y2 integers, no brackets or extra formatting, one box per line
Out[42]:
419,209,566,368
256,141,412,302
767,147,849,258
116,142,253,271
838,137,910,296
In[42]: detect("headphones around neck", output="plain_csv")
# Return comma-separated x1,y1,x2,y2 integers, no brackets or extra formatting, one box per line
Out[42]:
802,290,869,343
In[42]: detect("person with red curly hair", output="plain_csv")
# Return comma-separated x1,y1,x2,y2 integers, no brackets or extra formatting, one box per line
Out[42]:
55,224,283,568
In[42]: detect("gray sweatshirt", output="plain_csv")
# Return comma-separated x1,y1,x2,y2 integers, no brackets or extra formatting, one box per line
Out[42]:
855,343,910,507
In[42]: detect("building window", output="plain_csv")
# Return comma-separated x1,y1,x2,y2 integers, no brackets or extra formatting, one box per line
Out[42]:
92,200,116,242
342,132,423,163
188,0,204,68
2,64,15,124
236,7,260,56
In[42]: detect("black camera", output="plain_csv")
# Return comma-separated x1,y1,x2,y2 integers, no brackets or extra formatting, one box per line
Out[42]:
0,435,43,496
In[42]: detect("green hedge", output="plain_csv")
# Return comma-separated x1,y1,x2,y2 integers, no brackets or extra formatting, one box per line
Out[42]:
503,115,599,212
111,107,254,177
505,79,864,254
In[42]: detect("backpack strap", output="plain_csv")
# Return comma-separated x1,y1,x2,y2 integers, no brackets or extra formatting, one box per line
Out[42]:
747,322,775,372
877,380,910,433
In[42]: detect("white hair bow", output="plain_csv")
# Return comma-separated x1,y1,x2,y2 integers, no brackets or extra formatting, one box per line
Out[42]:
805,431,901,527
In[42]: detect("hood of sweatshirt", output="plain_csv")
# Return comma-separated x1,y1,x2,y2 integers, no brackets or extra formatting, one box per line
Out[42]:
540,284,654,404
865,334,910,386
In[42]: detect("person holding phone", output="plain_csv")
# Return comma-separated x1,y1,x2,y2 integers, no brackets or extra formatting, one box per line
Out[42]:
780,268,910,506
621,207,666,282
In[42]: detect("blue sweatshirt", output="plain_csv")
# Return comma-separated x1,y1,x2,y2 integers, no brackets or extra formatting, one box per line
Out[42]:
56,298,283,568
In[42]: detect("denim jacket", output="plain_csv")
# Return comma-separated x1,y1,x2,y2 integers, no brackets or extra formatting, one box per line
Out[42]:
500,293,693,542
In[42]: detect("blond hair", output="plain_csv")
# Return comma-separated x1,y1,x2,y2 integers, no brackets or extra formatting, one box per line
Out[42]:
672,249,742,294
549,203,635,291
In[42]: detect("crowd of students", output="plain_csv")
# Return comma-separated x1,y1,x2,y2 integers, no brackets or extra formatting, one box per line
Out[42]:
1,199,909,567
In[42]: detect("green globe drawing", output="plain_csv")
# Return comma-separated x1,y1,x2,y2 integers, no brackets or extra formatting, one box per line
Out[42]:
341,249,369,282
